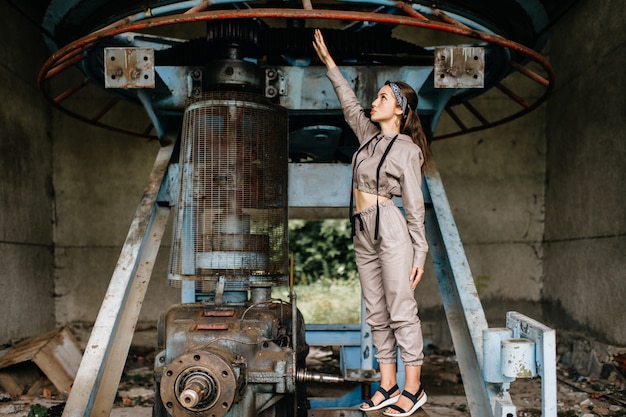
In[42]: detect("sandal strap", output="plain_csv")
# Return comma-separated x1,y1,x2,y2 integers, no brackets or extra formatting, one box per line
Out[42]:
363,383,399,407
379,383,400,399
401,386,423,403
362,398,376,408
386,387,425,413
386,404,407,413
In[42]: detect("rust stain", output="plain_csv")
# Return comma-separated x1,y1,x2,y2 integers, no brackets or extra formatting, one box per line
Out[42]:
201,310,236,317
194,323,229,331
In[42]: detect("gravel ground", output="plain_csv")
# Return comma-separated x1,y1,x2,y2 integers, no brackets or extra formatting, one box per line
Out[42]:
0,347,624,417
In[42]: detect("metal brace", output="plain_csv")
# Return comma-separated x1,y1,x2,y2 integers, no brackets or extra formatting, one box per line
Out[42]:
265,68,287,99
104,47,155,89
434,47,484,88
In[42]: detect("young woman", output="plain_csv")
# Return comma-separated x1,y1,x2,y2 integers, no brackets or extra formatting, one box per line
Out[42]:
313,29,430,416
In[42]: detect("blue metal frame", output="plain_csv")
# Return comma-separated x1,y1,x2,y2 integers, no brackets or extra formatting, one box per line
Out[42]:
289,165,557,416
424,169,502,416
41,1,556,415
305,324,365,408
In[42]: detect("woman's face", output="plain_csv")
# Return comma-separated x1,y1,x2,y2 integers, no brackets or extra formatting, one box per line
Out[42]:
371,85,401,123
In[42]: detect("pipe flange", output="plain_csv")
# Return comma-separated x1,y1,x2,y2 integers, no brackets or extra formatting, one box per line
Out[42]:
160,351,237,417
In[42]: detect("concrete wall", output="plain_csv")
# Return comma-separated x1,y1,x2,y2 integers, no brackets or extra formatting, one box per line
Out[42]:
0,2,55,344
424,86,547,332
52,97,180,342
543,1,626,346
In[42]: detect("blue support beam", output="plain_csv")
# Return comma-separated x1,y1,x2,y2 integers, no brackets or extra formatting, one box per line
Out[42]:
423,168,495,416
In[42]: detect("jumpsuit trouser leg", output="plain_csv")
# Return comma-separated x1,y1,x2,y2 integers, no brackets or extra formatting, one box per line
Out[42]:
353,200,424,366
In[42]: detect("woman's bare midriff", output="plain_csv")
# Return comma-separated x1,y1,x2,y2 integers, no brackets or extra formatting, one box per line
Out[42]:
354,189,391,212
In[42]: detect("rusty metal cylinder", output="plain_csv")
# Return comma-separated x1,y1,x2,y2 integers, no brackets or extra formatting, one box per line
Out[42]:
168,91,289,292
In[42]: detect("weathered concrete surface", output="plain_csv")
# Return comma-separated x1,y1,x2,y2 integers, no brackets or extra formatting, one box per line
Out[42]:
429,103,547,324
543,0,626,345
52,102,180,326
0,1,55,343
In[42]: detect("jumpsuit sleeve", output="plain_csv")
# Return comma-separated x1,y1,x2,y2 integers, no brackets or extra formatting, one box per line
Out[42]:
400,149,429,269
326,67,379,144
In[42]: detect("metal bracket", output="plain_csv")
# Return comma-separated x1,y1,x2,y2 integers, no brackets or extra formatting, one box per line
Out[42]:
188,68,203,98
104,47,155,88
265,68,287,99
215,276,226,307
506,312,557,417
434,47,484,88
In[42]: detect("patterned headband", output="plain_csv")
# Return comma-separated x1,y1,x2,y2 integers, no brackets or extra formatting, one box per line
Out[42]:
385,81,410,121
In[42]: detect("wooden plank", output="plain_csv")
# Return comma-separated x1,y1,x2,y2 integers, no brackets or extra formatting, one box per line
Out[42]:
62,144,173,417
32,328,82,393
0,328,64,368
0,328,82,394
0,363,44,395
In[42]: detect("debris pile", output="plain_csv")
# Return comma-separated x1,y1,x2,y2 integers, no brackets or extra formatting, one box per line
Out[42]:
0,332,625,416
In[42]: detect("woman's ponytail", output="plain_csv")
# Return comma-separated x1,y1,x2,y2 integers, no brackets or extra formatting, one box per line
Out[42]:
393,81,432,171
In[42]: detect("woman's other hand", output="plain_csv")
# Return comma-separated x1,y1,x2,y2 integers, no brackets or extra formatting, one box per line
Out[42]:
409,267,424,290
312,29,337,70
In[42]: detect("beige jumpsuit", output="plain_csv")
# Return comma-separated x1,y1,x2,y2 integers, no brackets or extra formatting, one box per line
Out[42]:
327,67,428,366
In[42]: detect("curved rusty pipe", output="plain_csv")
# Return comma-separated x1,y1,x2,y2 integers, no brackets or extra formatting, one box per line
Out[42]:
39,7,553,87
38,5,554,140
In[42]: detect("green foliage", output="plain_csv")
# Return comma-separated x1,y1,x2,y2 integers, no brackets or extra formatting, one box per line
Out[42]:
289,219,357,284
273,277,361,324
27,404,48,417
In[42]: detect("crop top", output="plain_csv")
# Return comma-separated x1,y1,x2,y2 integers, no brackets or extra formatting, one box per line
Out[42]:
327,66,429,269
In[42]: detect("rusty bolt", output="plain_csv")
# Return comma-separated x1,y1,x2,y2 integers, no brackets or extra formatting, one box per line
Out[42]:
266,86,277,98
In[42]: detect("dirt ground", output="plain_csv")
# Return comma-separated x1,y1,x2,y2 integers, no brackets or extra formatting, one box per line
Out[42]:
0,346,625,417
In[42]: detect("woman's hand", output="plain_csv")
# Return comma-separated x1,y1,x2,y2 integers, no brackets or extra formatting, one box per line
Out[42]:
409,267,424,290
312,29,337,70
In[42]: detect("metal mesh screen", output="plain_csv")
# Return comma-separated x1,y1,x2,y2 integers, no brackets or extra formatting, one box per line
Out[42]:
169,91,288,290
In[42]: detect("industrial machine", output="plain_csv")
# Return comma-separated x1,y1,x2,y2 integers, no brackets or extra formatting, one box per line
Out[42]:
38,1,559,416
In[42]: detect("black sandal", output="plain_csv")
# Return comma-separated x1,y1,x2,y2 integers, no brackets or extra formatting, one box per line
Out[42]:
382,386,427,416
359,383,400,411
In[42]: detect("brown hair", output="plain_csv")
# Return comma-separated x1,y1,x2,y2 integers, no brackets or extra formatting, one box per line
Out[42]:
392,80,432,171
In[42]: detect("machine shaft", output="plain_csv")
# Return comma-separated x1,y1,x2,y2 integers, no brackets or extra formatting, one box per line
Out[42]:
179,374,215,409
297,369,344,384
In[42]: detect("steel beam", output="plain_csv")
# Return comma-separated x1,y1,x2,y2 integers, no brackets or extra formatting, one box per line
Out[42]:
61,144,173,417
423,167,494,417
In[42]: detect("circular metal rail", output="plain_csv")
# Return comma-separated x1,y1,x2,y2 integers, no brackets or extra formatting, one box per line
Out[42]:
38,2,555,140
